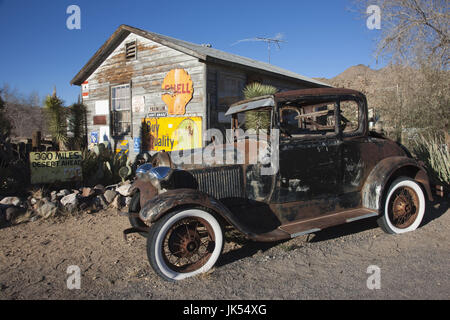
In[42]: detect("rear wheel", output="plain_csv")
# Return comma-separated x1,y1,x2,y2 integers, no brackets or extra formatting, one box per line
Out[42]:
128,191,149,237
147,208,223,281
378,177,426,234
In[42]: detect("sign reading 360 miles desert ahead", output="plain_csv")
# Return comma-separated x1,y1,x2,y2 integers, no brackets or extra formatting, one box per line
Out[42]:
30,151,82,184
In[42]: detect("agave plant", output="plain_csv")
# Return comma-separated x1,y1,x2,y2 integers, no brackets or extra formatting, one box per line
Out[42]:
242,83,277,133
413,133,450,188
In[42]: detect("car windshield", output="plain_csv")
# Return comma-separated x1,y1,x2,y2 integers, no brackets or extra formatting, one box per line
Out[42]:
234,107,272,135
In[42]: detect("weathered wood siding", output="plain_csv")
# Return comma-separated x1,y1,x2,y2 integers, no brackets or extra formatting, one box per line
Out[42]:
206,63,314,134
82,33,206,159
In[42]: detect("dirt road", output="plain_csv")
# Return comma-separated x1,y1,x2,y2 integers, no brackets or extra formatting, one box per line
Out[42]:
0,199,448,300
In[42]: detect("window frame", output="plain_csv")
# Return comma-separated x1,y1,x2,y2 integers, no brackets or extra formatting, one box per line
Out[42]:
110,83,133,138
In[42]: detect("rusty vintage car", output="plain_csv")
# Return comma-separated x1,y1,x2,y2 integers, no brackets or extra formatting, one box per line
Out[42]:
123,88,433,281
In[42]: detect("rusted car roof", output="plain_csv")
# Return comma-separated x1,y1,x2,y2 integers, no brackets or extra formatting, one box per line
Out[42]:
275,88,365,101
226,88,365,115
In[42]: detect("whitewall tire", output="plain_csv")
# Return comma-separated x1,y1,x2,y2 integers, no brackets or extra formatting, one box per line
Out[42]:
378,177,426,234
147,208,223,281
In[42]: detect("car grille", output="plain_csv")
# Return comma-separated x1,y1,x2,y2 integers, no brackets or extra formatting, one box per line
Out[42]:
189,165,245,200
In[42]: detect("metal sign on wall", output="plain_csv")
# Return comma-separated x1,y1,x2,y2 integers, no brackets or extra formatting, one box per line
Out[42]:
161,69,194,115
30,151,82,184
142,117,202,152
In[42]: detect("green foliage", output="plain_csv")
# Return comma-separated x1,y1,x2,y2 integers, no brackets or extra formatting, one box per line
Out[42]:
81,144,130,186
67,102,87,150
243,82,278,100
44,91,67,149
412,133,450,188
242,83,277,133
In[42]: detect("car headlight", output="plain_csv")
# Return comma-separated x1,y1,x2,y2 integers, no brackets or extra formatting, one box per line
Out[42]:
136,163,153,180
137,165,172,190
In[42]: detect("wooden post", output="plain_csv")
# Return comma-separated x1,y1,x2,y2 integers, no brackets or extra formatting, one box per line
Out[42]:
32,131,41,150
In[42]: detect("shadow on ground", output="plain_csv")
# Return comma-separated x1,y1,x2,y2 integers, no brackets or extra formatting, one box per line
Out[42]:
216,197,448,268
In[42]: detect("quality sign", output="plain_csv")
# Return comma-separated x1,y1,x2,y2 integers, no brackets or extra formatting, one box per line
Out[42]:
30,151,82,184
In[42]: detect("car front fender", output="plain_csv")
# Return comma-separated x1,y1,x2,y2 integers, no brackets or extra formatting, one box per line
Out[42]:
129,179,158,208
139,188,272,241
362,156,433,210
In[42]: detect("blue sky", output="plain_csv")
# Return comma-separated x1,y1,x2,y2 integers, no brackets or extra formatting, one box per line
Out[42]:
0,0,382,106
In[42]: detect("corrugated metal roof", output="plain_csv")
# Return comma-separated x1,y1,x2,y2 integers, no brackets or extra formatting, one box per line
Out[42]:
71,25,331,87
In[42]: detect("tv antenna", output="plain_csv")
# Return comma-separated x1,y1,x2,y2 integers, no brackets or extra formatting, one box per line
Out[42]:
232,33,287,64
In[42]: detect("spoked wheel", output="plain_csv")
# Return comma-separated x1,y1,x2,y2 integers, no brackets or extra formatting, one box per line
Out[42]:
147,208,223,281
378,177,426,234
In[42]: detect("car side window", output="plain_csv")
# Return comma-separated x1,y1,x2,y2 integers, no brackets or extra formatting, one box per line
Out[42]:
340,100,360,134
280,104,336,137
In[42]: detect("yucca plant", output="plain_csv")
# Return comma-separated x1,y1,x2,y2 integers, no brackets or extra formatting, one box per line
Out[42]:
68,98,87,150
243,83,277,133
44,89,67,150
413,133,450,189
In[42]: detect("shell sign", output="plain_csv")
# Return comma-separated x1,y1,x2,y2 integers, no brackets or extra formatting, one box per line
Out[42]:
161,69,194,115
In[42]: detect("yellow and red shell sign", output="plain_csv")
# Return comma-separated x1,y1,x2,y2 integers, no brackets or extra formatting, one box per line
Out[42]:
161,69,194,115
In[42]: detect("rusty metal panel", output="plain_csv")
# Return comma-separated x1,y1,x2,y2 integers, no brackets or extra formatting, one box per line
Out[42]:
93,115,107,125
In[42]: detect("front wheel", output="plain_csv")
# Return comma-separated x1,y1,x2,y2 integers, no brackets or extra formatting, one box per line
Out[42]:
378,177,426,234
147,208,224,281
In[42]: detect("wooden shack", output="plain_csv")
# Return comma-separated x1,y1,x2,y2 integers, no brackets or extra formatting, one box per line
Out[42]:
71,25,329,160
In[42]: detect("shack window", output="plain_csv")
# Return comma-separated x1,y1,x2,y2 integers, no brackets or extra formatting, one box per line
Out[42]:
125,41,137,60
111,84,131,136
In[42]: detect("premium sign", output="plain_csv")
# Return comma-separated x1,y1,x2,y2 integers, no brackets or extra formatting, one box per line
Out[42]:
30,151,82,184
143,117,202,152
161,69,194,115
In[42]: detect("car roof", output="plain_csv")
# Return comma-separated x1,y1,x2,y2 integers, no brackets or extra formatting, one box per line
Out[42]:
227,88,365,116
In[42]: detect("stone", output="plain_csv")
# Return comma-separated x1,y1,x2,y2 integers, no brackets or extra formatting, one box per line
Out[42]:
104,190,118,204
5,206,26,222
57,189,71,197
37,202,58,219
50,191,58,202
0,197,21,207
94,184,105,193
30,197,37,205
81,187,95,198
125,196,132,207
60,193,78,207
94,195,108,210
65,203,78,214
79,202,89,211
116,184,133,197
111,195,124,209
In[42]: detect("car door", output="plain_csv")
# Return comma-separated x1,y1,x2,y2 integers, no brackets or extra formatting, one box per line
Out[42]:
271,105,342,207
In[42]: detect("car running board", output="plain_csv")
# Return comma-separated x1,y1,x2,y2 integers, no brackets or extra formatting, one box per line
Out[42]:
279,208,379,239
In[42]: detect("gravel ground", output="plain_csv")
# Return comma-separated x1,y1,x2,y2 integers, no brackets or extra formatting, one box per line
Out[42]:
0,198,448,300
